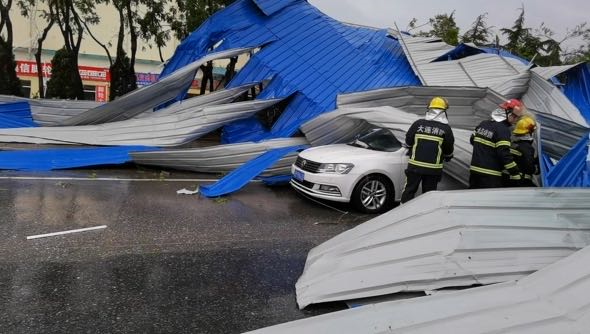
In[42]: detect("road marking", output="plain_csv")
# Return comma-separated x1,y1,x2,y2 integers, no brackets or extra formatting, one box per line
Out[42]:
27,225,108,240
0,176,225,182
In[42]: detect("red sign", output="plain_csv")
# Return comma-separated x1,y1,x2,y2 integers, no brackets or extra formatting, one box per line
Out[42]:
95,86,107,102
14,61,51,77
15,61,110,82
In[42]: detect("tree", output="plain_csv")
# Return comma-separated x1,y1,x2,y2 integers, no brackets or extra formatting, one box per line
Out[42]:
168,0,233,94
43,0,99,99
407,12,459,46
429,12,459,46
500,7,586,66
500,7,529,54
563,25,590,63
18,0,55,98
83,0,177,100
462,13,492,45
0,0,23,96
168,0,231,41
0,36,22,95
46,47,84,99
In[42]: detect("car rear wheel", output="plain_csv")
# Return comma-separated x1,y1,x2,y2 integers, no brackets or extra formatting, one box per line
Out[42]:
351,175,394,214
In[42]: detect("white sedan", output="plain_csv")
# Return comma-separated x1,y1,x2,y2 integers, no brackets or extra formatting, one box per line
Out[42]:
290,128,409,213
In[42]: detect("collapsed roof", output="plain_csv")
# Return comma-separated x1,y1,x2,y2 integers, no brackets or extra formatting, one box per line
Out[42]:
0,0,588,189
248,242,590,333
295,188,590,308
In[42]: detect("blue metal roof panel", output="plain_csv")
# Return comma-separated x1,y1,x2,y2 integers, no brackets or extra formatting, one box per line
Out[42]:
164,0,419,143
200,144,308,197
543,133,590,187
0,102,38,128
0,146,157,171
562,63,590,124
252,0,302,16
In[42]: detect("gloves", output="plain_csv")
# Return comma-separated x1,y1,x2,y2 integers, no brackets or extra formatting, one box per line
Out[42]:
443,154,453,162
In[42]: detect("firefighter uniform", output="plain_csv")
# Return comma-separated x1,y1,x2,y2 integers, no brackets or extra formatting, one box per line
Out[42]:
509,140,537,187
401,119,454,203
469,120,521,188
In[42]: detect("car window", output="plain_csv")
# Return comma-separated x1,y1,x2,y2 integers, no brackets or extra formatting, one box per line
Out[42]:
348,128,402,152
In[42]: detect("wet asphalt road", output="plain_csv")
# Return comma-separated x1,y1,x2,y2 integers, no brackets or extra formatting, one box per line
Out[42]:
0,168,374,334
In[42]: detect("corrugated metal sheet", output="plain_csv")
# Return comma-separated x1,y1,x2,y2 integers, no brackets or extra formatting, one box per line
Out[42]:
542,133,590,187
161,0,420,142
300,106,473,186
131,137,308,175
0,99,282,147
132,83,257,119
535,111,589,159
0,95,101,126
60,48,255,126
248,244,590,333
531,63,581,80
397,34,529,97
0,146,156,171
416,54,530,97
397,35,455,81
336,86,503,129
295,188,590,309
252,0,300,16
522,72,588,126
562,63,590,123
200,144,308,197
0,102,38,128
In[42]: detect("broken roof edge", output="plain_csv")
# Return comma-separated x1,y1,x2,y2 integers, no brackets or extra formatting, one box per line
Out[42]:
246,245,590,333
337,85,506,108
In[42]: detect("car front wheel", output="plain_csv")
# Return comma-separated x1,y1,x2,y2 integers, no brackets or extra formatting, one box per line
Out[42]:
351,175,394,214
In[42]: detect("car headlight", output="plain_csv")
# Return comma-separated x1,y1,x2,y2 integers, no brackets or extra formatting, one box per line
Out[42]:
317,163,354,174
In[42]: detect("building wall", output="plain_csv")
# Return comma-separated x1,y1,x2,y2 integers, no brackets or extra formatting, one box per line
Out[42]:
8,4,250,100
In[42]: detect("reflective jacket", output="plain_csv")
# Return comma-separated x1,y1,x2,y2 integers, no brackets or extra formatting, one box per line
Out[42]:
470,120,520,179
405,119,454,176
511,140,537,181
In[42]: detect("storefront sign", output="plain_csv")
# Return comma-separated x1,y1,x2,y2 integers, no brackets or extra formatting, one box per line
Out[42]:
15,61,110,82
95,86,107,102
136,72,159,86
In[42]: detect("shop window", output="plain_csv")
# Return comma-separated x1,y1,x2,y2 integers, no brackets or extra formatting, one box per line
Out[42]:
20,80,31,98
83,85,96,101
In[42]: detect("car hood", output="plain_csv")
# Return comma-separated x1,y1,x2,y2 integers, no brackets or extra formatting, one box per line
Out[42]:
299,144,401,163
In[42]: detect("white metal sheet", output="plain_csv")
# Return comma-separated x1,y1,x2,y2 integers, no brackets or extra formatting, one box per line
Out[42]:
247,244,590,333
131,138,309,175
0,99,282,147
295,188,590,308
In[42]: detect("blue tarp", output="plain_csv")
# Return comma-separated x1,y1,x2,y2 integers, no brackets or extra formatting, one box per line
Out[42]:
0,102,38,128
0,146,158,171
162,0,420,143
562,63,590,124
200,145,308,197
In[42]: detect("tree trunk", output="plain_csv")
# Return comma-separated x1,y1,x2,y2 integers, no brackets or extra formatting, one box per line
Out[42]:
35,20,55,98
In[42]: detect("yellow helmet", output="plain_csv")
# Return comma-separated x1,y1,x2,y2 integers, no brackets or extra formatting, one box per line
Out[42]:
428,97,448,110
513,116,536,135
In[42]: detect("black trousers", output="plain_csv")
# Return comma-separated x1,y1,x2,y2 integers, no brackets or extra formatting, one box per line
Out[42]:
401,170,441,204
469,172,503,189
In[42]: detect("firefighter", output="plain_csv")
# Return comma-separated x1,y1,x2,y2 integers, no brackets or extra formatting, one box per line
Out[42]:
469,100,521,189
509,116,538,187
401,97,455,203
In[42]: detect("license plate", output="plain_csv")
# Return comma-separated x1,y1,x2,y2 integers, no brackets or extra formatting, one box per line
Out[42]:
293,170,304,182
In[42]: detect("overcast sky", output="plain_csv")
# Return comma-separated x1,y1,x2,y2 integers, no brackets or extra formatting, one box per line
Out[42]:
308,0,589,50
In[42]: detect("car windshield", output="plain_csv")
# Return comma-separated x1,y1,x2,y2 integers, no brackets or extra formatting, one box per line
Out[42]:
347,128,402,152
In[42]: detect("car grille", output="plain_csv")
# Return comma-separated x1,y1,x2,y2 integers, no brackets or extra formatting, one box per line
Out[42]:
295,157,321,173
291,178,315,189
